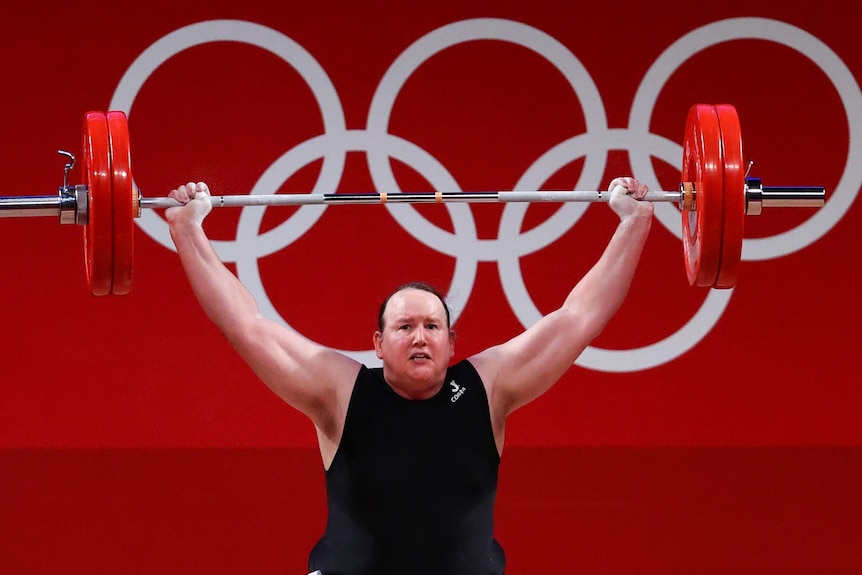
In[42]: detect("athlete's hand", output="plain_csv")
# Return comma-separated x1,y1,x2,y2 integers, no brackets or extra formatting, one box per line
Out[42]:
166,181,213,227
607,176,653,221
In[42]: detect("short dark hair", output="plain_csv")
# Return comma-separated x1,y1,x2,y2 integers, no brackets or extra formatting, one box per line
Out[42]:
377,282,451,332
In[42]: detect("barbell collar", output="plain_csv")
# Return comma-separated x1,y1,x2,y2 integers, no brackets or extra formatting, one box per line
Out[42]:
72,184,89,225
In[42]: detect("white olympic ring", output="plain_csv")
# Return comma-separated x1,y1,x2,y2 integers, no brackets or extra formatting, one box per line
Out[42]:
110,17,861,372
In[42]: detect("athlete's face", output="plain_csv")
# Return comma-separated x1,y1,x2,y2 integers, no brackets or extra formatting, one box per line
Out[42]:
373,288,455,399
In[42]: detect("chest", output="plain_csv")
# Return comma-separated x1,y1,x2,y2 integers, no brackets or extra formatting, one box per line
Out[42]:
337,377,498,501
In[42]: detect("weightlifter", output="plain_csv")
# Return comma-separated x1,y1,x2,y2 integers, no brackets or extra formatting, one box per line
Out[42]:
166,176,653,575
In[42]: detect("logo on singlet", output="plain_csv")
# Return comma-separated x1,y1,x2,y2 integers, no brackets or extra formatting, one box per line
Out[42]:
449,380,466,403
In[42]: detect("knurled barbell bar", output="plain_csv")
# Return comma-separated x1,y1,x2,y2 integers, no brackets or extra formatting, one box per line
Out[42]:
0,104,825,296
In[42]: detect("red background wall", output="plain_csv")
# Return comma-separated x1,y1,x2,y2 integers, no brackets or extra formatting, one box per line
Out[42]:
1,1,860,573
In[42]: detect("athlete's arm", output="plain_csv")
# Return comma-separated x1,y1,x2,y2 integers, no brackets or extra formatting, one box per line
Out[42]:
166,182,359,459
470,177,653,442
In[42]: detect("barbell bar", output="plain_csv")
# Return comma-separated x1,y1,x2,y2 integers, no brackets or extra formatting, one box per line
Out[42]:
0,183,822,212
0,104,826,295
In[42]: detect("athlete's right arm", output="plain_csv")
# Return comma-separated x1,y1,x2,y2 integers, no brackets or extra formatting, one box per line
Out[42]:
165,182,360,436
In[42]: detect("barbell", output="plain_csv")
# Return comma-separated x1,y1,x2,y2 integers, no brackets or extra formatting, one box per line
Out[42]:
0,104,825,296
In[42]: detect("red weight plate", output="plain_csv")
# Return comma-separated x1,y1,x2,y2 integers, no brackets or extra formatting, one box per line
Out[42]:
713,104,745,289
82,112,113,296
681,104,724,287
107,111,135,295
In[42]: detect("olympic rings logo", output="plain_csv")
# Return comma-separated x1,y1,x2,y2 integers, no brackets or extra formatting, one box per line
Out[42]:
110,17,861,373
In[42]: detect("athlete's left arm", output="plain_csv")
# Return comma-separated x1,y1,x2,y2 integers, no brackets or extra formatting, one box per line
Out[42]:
470,177,653,423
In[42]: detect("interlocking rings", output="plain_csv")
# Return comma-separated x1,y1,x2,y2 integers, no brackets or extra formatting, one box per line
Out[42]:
110,17,861,372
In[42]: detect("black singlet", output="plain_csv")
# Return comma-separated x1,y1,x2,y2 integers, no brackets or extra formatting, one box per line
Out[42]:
308,359,505,575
